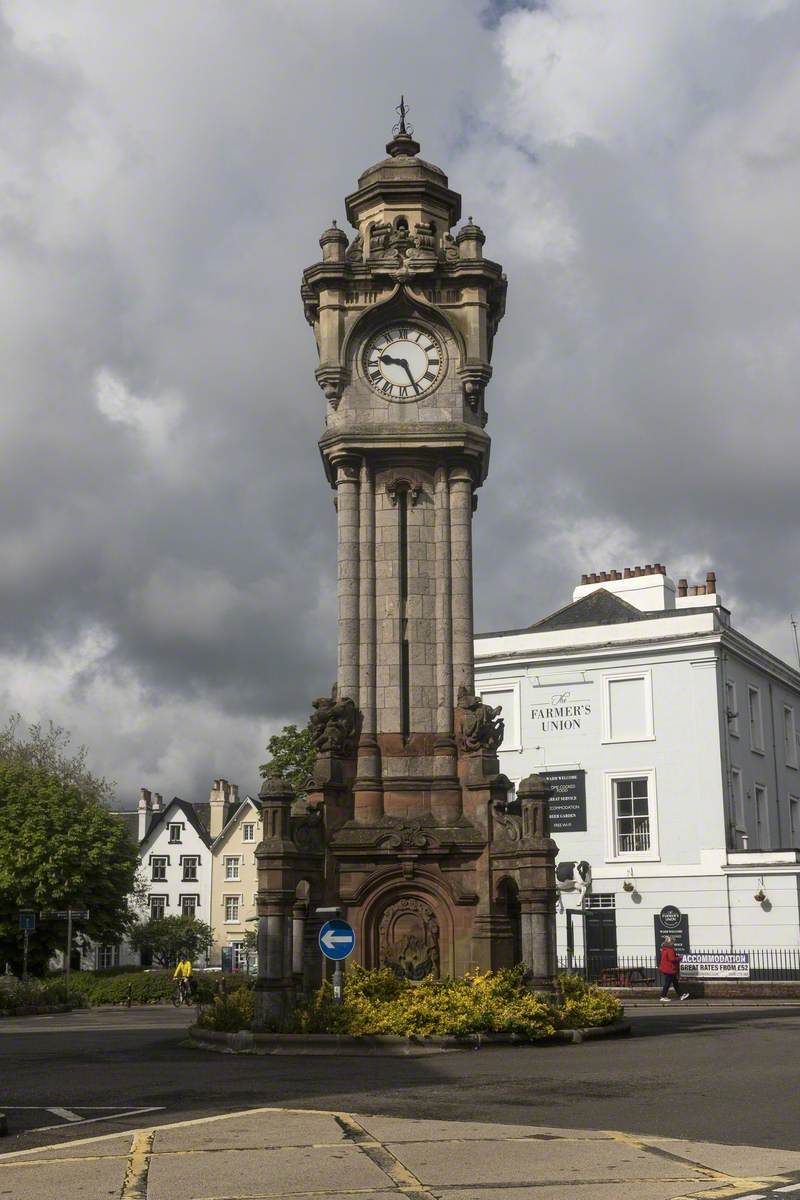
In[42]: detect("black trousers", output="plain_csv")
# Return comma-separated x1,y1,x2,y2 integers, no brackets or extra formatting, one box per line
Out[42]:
661,973,684,997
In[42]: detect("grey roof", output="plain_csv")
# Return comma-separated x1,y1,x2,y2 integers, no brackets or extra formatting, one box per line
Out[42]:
528,588,647,632
478,588,720,640
142,797,213,848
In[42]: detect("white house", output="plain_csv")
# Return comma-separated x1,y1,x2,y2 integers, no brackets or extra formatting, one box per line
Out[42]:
475,564,800,973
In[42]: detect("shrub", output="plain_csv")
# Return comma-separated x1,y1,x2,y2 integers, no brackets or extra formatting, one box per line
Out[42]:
196,988,255,1032
0,978,69,1012
557,972,623,1027
59,969,252,1006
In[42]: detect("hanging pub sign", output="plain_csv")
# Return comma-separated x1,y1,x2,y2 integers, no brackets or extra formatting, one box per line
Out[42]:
654,905,691,957
540,770,587,833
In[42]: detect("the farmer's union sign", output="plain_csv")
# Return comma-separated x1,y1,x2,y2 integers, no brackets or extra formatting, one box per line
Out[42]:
530,691,593,733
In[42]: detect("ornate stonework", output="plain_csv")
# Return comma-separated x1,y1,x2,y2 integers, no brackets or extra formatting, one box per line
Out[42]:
253,108,557,1027
379,897,440,980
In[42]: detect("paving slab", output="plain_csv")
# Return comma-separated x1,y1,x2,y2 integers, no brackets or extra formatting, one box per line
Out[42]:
0,1155,124,1199
153,1109,347,1153
384,1134,706,1187
147,1143,392,1200
1,1105,798,1200
352,1113,614,1142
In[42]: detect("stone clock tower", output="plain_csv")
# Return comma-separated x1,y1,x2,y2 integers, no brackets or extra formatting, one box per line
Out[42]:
255,108,557,1022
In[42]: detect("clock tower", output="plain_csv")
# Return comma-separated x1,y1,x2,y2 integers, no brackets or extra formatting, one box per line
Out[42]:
255,106,557,1021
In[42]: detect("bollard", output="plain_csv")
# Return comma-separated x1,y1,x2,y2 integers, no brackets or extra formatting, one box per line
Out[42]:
126,983,132,1009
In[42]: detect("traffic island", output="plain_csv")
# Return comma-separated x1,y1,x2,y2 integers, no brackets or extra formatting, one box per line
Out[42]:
186,1019,632,1055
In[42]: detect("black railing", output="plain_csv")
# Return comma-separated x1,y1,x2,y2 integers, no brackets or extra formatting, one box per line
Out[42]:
558,947,800,984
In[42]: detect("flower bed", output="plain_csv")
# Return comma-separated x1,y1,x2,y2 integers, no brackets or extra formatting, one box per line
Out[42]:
196,967,621,1040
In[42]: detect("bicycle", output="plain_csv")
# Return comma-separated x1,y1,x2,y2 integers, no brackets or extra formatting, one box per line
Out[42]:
172,977,194,1007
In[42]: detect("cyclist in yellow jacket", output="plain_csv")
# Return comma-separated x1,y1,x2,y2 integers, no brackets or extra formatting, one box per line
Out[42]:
173,955,193,1002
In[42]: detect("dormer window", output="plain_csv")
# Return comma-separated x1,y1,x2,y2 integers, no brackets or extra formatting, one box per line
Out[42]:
168,823,183,844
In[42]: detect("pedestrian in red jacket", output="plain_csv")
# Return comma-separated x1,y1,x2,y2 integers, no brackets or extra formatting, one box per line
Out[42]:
659,937,689,1002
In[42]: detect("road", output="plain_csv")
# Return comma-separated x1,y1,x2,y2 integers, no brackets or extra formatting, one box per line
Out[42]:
2,1003,800,1157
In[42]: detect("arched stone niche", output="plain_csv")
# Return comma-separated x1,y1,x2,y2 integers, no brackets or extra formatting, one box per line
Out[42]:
378,896,440,981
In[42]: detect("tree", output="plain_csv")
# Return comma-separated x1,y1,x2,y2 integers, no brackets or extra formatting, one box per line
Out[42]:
0,718,139,975
259,723,315,794
128,915,214,967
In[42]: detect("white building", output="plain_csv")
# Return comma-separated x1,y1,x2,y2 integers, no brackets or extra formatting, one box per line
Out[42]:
475,564,800,972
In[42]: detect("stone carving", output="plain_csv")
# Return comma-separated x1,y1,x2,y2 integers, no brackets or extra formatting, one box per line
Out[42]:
309,685,358,755
379,822,428,850
379,897,440,981
386,476,422,506
345,232,363,262
314,365,349,407
292,803,324,851
492,801,522,844
442,232,460,262
456,685,504,753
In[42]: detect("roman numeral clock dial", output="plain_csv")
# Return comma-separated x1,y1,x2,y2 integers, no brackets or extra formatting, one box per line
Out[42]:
363,325,444,401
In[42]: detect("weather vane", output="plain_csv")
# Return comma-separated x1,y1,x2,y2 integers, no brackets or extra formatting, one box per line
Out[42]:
392,95,413,138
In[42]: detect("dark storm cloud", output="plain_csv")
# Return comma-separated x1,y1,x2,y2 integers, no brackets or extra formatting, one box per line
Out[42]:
1,1,798,799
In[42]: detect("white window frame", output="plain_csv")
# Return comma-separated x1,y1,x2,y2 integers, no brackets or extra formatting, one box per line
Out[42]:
730,767,746,847
790,796,800,843
748,686,765,754
224,855,240,881
181,855,199,882
479,679,522,752
783,705,798,769
242,823,255,843
754,783,769,847
224,895,240,923
149,894,168,920
168,822,183,844
604,769,660,862
150,855,168,882
725,679,739,736
180,894,199,919
601,669,655,744
96,944,118,969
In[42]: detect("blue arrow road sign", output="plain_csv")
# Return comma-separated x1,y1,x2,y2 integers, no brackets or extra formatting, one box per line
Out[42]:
19,911,36,932
318,918,356,961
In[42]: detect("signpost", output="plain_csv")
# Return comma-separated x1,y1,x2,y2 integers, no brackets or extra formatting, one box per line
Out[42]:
40,908,90,999
540,770,587,833
318,918,356,1003
681,952,750,980
19,911,36,983
653,905,691,957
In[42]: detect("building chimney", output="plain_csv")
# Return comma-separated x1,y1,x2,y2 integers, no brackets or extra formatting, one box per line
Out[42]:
138,788,151,841
677,579,688,597
152,792,163,811
209,778,233,838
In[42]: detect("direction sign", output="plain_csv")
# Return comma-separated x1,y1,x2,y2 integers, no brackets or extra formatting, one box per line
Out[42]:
40,909,90,920
19,911,36,931
318,918,356,961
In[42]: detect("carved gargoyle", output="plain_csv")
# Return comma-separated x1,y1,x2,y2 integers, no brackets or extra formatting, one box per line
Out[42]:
456,685,504,753
309,684,358,755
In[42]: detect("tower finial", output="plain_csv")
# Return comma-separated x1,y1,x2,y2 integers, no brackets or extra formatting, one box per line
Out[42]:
387,95,420,158
393,95,413,138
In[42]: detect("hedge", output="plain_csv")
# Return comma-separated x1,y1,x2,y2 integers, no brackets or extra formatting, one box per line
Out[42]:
0,978,70,1012
196,966,622,1038
55,970,253,1006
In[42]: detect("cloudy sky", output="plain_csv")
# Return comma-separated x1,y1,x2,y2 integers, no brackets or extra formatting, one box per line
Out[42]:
2,0,799,805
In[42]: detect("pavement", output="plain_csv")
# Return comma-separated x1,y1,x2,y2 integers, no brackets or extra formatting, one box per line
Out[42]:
3,1104,800,1200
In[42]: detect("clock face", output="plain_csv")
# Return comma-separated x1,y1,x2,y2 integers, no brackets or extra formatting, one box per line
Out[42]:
363,324,444,401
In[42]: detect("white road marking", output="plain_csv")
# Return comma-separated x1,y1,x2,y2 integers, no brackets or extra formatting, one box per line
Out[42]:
2,1106,165,1133
46,1108,83,1122
775,1186,800,1194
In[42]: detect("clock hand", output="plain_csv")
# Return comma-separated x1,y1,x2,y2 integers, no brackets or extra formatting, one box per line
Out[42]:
380,353,399,366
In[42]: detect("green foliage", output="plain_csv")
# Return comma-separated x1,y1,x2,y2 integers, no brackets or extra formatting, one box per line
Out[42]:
0,718,139,975
196,986,255,1032
557,972,625,1028
63,968,249,1005
0,977,70,1013
195,966,624,1038
259,723,315,794
127,916,214,967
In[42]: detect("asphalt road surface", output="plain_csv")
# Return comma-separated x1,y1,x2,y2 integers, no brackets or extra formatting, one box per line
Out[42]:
2,1003,799,1157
